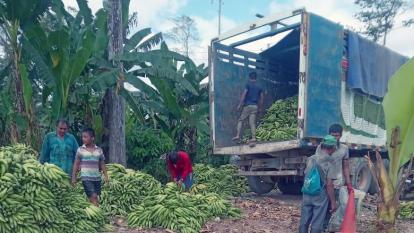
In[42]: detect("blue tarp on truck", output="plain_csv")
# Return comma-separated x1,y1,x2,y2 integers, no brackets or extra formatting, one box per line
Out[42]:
347,31,409,98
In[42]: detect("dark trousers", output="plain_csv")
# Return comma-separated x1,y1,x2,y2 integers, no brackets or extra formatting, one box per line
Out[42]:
299,190,329,233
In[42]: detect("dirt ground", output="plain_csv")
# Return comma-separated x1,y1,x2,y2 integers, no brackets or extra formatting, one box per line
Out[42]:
114,191,414,233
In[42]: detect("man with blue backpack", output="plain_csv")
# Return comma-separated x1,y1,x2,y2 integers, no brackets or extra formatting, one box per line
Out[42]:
299,135,338,233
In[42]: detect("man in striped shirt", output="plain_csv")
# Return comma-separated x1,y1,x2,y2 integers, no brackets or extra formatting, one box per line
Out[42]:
71,128,109,206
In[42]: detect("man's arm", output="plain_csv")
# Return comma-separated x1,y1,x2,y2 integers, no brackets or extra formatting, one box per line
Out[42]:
71,135,79,159
100,159,109,184
342,147,352,192
343,159,351,185
71,154,80,185
39,135,50,164
237,89,248,110
180,153,192,181
326,178,337,213
166,159,177,181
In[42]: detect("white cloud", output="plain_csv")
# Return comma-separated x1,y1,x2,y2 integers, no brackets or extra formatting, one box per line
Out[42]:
62,0,102,13
63,0,187,28
267,0,413,57
188,15,237,64
62,0,413,60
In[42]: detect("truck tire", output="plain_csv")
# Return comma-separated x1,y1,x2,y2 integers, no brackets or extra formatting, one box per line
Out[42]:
247,176,275,195
368,159,390,194
277,179,303,195
351,158,372,193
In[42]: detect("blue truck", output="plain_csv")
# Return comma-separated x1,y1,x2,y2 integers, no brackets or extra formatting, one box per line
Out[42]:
209,9,409,195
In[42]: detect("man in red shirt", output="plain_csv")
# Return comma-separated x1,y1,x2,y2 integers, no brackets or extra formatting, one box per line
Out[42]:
167,151,193,190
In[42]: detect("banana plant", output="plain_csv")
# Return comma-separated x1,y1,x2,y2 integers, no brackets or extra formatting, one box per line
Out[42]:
23,2,111,126
367,58,414,233
119,42,209,155
0,0,52,144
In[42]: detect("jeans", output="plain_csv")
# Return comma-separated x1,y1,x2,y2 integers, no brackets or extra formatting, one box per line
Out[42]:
177,173,193,191
236,105,258,140
299,190,329,233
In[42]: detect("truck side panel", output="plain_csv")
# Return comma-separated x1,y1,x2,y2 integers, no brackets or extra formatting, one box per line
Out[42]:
211,43,296,149
211,44,267,148
304,14,344,138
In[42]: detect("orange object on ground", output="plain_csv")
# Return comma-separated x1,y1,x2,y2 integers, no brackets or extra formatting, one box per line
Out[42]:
340,190,356,233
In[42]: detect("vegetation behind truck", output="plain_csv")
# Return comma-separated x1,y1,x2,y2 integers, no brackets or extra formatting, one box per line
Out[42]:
209,9,409,195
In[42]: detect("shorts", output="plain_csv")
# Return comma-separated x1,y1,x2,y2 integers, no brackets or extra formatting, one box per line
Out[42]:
82,180,102,198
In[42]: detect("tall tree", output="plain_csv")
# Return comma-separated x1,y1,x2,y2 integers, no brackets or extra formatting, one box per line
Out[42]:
166,15,199,57
354,0,410,45
102,0,126,165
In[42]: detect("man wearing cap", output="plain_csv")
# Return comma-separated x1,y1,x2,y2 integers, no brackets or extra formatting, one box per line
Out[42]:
315,124,352,232
299,135,338,233
166,151,193,191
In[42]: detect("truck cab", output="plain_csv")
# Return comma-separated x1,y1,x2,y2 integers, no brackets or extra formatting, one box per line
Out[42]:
209,9,407,194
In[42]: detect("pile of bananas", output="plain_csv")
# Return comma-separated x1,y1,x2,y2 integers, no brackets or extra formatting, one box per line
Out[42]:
192,164,248,197
399,201,414,219
256,96,298,142
0,144,106,233
128,182,241,233
98,163,162,216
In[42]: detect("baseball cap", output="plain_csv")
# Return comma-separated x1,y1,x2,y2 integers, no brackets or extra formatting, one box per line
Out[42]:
322,135,337,147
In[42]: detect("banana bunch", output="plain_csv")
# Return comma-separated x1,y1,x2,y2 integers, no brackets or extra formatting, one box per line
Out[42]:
74,163,163,217
192,164,248,197
255,96,298,142
128,182,241,233
399,201,414,219
0,144,106,233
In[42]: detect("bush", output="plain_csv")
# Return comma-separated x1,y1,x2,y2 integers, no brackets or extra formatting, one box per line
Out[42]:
126,126,174,183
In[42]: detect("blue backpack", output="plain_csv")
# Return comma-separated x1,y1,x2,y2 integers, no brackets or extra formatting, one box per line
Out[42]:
301,160,322,196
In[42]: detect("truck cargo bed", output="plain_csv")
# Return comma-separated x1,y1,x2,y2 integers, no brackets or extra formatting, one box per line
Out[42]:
214,139,299,155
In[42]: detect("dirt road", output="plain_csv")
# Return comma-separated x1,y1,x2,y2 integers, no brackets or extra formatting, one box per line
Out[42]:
115,191,414,233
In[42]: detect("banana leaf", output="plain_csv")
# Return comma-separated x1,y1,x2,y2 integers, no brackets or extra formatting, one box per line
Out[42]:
383,58,414,186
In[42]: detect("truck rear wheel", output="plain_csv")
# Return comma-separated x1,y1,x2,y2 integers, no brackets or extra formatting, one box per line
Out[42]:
277,179,303,195
247,176,275,195
368,159,389,194
351,158,372,193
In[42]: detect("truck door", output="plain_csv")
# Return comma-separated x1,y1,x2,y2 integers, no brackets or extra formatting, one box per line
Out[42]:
303,14,344,138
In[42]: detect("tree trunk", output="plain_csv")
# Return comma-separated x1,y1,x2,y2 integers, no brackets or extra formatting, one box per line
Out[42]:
102,0,126,165
188,127,197,159
377,201,398,233
10,21,25,143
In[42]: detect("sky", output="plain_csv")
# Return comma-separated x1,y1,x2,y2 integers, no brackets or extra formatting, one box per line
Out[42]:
62,0,414,65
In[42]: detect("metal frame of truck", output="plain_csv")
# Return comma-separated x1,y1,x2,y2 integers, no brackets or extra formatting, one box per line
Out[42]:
208,8,401,195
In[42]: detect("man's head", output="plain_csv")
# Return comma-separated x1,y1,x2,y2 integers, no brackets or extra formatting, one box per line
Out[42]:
56,119,69,137
82,128,95,145
328,123,343,141
249,71,257,81
168,152,179,165
321,135,337,155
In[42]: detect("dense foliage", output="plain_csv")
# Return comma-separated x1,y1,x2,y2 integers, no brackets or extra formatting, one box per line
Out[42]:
126,123,174,183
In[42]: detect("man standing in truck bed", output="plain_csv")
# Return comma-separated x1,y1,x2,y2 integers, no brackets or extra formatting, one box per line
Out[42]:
316,124,352,232
232,71,264,147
